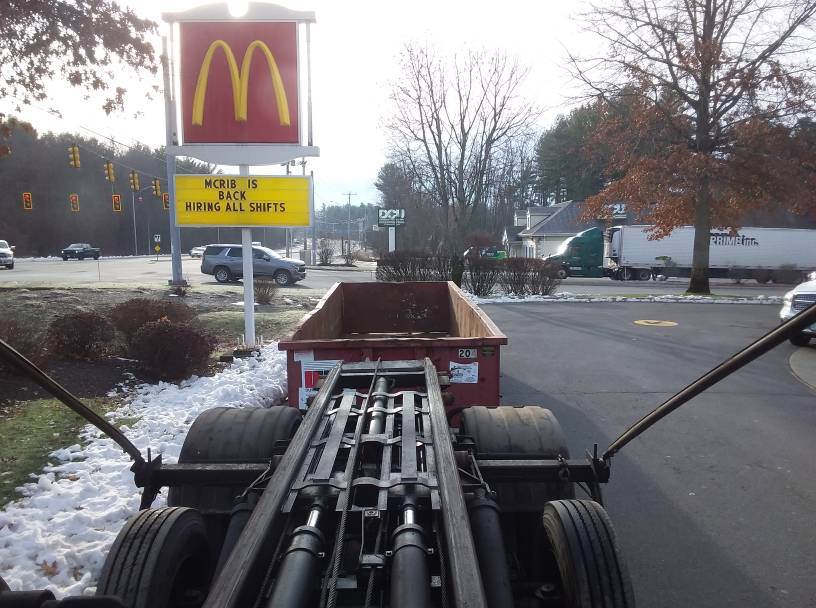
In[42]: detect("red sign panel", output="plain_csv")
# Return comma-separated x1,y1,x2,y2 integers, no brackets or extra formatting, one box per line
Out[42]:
179,22,299,144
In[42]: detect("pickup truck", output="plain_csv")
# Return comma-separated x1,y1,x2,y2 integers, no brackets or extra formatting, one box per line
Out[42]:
61,243,100,260
781,277,816,346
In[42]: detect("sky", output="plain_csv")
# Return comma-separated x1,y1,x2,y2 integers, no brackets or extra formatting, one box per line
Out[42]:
2,0,593,208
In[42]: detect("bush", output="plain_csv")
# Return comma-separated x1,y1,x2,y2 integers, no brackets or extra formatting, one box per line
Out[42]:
499,258,534,296
529,259,561,296
318,239,335,265
0,320,47,373
254,278,278,305
110,298,196,341
464,258,502,296
375,252,464,283
47,310,114,359
130,318,216,380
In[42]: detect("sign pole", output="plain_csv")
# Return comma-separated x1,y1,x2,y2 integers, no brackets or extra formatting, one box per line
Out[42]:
239,164,256,348
162,35,185,286
310,170,317,264
388,226,396,252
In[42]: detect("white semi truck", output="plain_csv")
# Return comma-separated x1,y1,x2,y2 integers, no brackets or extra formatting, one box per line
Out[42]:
604,225,816,282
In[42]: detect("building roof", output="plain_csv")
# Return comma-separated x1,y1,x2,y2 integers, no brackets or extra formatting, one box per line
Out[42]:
502,225,525,243
518,199,816,239
519,201,600,238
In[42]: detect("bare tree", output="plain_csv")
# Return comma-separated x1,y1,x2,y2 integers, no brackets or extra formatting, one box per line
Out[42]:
571,0,816,293
387,44,537,252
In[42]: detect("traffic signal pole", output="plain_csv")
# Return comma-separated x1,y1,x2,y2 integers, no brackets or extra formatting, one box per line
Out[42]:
131,191,138,255
162,36,185,286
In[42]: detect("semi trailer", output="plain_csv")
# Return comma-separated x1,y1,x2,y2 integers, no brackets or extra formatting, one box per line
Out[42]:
2,281,816,608
545,225,816,282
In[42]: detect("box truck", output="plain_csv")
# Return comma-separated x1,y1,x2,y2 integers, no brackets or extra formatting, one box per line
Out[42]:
545,225,816,283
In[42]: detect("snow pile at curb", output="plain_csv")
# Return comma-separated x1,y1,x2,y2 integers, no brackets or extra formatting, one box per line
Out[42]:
470,292,783,305
0,345,288,598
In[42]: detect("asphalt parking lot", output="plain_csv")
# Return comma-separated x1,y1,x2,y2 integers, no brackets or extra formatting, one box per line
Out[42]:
488,302,815,607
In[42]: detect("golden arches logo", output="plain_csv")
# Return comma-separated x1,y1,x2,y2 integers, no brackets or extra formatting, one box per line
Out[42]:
192,40,291,127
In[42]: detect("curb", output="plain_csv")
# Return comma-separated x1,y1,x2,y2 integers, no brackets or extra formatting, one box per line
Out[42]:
789,347,816,393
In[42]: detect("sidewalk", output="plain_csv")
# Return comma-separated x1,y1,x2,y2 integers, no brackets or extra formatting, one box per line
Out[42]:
789,346,816,392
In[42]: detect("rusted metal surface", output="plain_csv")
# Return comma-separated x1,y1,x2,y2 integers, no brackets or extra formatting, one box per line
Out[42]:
279,282,508,409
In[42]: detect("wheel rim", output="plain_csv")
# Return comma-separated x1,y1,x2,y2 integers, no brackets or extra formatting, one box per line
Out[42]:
275,272,289,285
215,269,228,282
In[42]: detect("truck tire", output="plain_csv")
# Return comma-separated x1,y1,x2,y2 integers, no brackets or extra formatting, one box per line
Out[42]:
635,269,651,281
273,269,292,286
460,406,574,511
93,253,100,260
620,268,633,281
754,271,771,284
789,333,811,347
213,266,232,283
557,268,568,280
542,500,635,608
62,255,68,261
97,507,212,608
168,406,301,514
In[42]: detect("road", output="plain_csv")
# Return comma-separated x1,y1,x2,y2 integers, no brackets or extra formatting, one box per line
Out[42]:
488,302,815,607
0,256,793,296
0,256,376,291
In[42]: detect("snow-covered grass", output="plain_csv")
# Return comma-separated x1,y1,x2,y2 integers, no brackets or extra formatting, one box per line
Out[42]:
0,345,288,597
469,291,783,305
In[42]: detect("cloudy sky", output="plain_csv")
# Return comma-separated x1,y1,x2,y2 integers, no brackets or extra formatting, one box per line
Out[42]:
3,0,593,207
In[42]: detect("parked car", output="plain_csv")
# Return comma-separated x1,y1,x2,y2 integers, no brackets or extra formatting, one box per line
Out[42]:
190,246,206,259
200,244,306,285
780,279,816,346
0,240,14,269
61,243,100,260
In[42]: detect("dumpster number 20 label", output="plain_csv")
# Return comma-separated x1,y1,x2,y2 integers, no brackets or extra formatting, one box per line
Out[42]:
457,348,477,359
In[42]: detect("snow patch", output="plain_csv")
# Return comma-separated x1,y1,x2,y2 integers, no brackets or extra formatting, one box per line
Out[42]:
469,291,783,305
0,344,288,598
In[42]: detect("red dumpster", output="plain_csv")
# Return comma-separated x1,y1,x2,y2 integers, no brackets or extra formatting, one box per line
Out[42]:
278,281,507,410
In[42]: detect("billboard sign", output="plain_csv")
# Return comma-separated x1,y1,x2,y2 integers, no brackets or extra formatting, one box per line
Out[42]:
378,208,406,227
179,21,299,144
174,175,312,227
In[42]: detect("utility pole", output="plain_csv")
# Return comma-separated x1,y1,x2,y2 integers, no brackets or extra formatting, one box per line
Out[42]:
342,192,356,256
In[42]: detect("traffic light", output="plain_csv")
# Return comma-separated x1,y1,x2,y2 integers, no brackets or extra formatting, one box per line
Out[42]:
112,194,122,212
104,160,115,182
152,178,161,197
69,194,79,212
162,192,170,210
129,171,140,192
22,192,32,210
68,144,80,168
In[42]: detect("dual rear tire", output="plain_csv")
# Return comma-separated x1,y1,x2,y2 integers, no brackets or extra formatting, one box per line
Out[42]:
461,406,634,607
98,406,301,608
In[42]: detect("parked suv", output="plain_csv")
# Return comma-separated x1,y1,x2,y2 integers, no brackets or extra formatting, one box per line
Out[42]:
780,278,816,346
201,244,306,285
0,240,14,269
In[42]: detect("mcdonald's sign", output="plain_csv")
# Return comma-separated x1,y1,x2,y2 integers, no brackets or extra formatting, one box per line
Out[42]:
180,22,299,144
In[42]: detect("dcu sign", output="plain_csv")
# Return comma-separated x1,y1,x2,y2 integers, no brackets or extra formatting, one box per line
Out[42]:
179,22,299,144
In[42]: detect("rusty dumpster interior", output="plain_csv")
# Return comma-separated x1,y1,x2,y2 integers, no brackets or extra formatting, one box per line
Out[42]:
285,281,506,343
